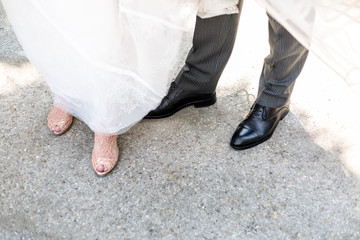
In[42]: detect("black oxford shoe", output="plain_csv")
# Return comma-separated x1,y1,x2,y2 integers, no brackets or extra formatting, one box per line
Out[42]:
230,103,289,150
145,82,216,119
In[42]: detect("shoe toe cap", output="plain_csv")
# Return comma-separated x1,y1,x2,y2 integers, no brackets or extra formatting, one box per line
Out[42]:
230,125,260,148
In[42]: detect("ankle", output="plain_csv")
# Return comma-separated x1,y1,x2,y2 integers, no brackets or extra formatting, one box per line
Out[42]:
93,134,118,153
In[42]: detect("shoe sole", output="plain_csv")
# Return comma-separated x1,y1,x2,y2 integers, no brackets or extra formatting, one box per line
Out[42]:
230,109,289,151
145,94,216,119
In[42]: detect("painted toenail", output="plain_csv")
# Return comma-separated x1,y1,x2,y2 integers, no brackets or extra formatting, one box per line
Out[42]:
97,165,105,172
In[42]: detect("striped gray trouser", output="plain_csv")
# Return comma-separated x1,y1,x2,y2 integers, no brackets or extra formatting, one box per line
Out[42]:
176,6,309,108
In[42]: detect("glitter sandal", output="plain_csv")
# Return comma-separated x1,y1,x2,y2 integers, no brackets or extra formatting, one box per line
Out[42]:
47,106,73,135
92,134,119,177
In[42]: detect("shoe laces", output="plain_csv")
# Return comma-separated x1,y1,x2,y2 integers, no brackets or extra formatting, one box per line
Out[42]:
170,82,177,89
251,104,266,118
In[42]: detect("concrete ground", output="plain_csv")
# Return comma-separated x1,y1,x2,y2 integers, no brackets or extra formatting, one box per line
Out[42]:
1,1,360,239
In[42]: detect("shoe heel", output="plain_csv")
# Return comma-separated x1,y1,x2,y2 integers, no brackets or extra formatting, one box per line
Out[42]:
194,94,217,108
280,109,289,120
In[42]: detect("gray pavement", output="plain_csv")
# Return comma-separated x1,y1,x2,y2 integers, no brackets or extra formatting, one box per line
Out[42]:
1,1,360,239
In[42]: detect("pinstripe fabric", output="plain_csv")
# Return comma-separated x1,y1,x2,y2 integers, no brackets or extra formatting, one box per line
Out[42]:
175,2,242,93
175,7,308,108
256,14,309,108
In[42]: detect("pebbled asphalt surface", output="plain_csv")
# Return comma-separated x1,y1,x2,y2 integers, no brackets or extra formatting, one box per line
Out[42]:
1,1,360,239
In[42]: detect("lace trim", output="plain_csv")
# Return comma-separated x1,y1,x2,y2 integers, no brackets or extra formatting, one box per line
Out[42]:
197,0,240,18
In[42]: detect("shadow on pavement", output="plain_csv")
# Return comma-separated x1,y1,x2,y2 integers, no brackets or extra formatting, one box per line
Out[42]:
1,69,359,239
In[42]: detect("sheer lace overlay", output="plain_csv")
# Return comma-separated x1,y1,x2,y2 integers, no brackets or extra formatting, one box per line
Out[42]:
2,0,244,134
2,0,199,134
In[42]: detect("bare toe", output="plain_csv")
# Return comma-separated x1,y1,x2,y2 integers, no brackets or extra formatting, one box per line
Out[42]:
96,164,105,172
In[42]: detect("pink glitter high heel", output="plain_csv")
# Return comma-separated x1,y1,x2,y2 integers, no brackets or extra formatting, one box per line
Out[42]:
47,106,73,135
92,133,119,177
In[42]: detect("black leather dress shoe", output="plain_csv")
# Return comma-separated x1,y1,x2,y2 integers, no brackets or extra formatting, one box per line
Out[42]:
230,103,289,150
145,82,216,119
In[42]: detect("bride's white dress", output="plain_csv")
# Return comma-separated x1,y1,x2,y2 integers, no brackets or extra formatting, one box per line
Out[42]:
2,0,239,135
